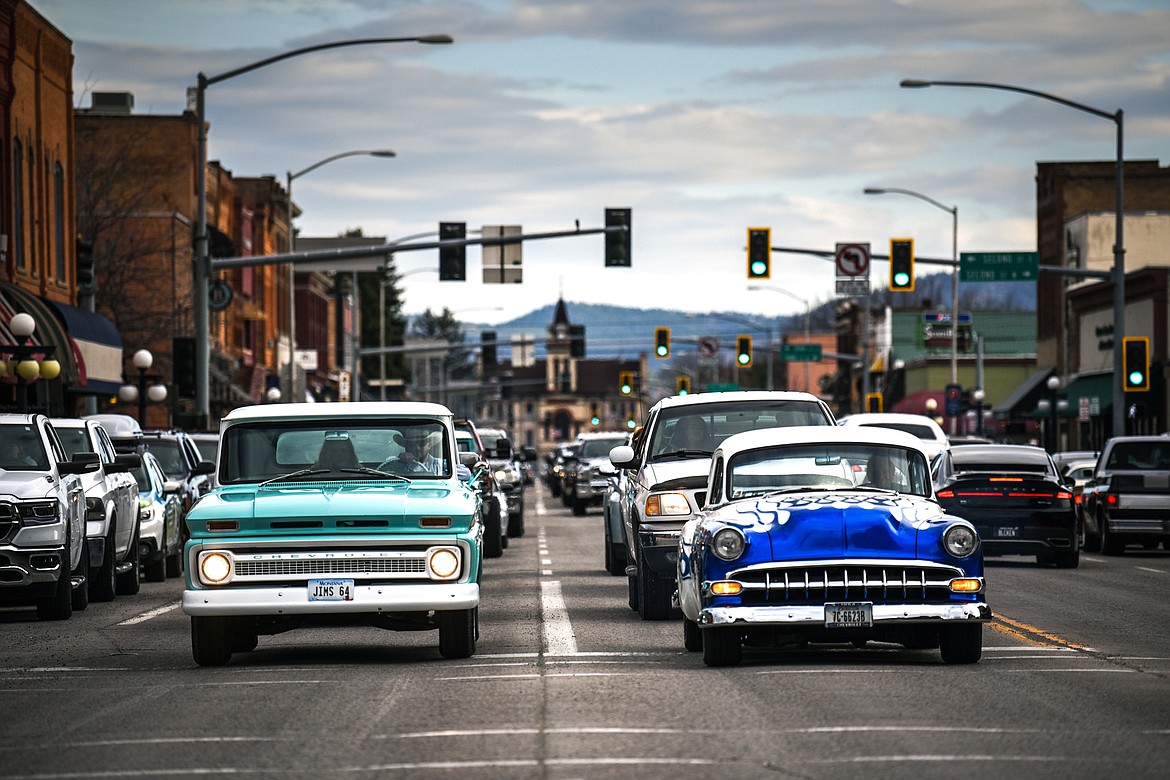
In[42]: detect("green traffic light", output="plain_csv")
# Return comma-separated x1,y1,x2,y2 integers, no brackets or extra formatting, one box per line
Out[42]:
1128,370,1145,386
750,260,768,276
656,345,668,357
737,354,750,365
591,416,600,426
893,272,910,287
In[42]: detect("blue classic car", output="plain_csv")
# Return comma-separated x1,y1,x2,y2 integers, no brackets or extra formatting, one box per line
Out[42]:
181,402,484,666
677,426,989,667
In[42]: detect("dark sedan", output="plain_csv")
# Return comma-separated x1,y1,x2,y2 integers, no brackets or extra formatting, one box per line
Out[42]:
933,444,1080,568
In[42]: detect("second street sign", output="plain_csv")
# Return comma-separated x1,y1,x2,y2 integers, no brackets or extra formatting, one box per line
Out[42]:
960,251,1039,281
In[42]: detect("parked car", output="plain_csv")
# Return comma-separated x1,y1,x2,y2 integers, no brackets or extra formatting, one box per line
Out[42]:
933,443,1079,568
609,391,837,620
678,425,988,667
1080,435,1170,554
476,427,526,538
838,413,949,462
182,401,484,665
567,432,629,516
188,432,220,488
0,413,89,619
52,418,143,601
453,419,508,558
130,450,183,582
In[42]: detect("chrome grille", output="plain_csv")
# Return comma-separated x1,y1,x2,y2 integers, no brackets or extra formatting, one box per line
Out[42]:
0,503,18,542
731,561,963,606
227,548,439,582
235,558,426,577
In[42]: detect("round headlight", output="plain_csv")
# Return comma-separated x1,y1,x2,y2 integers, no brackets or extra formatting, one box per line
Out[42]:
429,548,460,579
199,551,231,584
943,524,979,558
711,528,746,561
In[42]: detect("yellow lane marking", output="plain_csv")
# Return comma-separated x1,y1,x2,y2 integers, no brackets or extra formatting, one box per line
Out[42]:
990,613,1089,651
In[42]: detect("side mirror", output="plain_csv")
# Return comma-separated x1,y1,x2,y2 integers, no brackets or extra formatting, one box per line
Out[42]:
110,453,142,472
193,460,215,476
163,478,183,495
609,445,637,469
60,452,100,475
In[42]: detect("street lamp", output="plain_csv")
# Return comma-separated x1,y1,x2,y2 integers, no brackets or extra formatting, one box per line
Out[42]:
119,349,168,427
972,388,986,437
864,186,960,394
193,34,453,426
285,149,397,402
266,387,282,403
3,312,61,415
901,78,1125,440
748,284,812,393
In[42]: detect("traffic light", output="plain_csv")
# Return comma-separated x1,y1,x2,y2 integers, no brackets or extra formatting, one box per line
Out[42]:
747,227,771,279
619,371,634,396
889,238,914,292
590,403,601,426
1123,336,1150,391
735,335,753,368
173,337,196,399
866,392,883,413
676,375,691,395
76,236,95,293
438,222,466,281
481,331,497,365
605,208,632,267
654,326,671,358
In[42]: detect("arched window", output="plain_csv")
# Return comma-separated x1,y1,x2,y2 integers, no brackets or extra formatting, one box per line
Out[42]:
54,162,66,282
12,140,24,270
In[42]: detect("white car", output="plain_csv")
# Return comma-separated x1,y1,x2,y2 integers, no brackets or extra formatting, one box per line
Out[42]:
838,413,949,461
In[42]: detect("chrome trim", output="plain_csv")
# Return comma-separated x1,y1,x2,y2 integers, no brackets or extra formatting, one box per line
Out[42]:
182,582,480,616
699,601,990,627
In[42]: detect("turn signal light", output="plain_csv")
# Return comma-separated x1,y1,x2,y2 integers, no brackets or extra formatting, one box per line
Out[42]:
709,581,742,596
949,578,983,593
206,520,239,532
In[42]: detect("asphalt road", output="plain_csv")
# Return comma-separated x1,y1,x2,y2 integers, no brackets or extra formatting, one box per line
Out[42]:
1,483,1168,779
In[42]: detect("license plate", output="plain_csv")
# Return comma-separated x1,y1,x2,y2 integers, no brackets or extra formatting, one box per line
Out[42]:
825,602,873,628
308,579,354,601
996,527,1019,538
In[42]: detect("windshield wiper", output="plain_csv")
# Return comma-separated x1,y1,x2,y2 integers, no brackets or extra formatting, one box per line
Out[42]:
259,468,330,486
656,449,713,460
339,467,412,481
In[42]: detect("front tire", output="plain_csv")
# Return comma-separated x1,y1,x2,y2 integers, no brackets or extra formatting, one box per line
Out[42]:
1053,547,1080,569
438,607,477,659
702,628,742,667
90,525,117,602
939,623,982,664
683,619,702,652
637,557,671,621
1099,514,1125,555
191,616,234,666
115,524,141,596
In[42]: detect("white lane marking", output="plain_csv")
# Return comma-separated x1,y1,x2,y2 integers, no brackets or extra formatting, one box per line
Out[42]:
982,646,1078,652
117,602,181,626
1136,566,1165,574
1005,669,1135,673
541,569,553,575
811,755,1095,764
541,558,553,565
540,579,578,655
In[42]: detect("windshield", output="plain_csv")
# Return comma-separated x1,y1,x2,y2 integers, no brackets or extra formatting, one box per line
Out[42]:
727,443,931,500
577,437,626,459
0,424,49,471
141,439,186,478
193,438,218,462
651,400,831,459
219,419,452,484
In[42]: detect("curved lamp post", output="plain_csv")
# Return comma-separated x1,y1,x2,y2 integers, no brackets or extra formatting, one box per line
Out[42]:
4,312,61,415
284,149,397,402
193,34,453,425
901,78,1125,439
864,187,959,394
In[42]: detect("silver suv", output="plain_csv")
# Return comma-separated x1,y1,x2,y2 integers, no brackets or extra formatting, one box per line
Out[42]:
609,391,836,620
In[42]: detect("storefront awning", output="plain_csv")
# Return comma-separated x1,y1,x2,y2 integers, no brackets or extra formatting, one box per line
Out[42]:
46,300,123,395
994,368,1053,417
1060,371,1113,416
0,282,81,385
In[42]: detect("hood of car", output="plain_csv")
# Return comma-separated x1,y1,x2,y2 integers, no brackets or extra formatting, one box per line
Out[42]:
186,482,479,536
0,473,61,500
723,492,948,561
643,459,712,490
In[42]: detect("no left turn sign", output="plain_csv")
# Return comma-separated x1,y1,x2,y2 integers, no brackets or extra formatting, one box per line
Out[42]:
836,243,871,277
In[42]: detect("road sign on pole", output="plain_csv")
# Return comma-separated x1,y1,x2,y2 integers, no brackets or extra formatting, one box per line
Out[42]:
780,343,823,361
960,251,1038,281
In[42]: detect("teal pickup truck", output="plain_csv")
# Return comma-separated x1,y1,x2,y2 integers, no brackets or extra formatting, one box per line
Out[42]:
182,402,485,665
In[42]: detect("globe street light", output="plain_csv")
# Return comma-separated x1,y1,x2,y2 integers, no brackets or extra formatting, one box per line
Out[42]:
4,312,61,415
285,149,397,402
901,78,1125,440
864,187,959,391
193,34,453,426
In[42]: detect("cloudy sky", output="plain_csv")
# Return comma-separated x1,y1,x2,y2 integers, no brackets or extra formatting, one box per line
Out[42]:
37,0,1170,326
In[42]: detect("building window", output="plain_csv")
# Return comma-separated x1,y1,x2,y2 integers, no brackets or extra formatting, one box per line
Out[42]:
54,162,66,282
13,140,24,270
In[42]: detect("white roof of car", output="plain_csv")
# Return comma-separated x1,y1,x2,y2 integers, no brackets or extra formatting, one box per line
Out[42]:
220,402,454,426
837,413,946,444
715,424,929,461
575,431,628,440
650,390,824,412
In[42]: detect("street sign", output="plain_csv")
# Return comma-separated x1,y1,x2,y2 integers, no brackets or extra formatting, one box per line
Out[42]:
960,251,1038,282
835,243,871,277
835,278,869,296
708,383,740,392
781,343,823,361
697,336,719,358
945,383,962,417
208,280,232,311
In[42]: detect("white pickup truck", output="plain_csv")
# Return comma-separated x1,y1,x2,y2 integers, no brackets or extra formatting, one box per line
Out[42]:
0,413,89,619
52,418,142,601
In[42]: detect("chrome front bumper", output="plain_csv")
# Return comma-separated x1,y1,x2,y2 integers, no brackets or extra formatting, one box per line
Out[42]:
699,601,990,627
183,582,479,616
